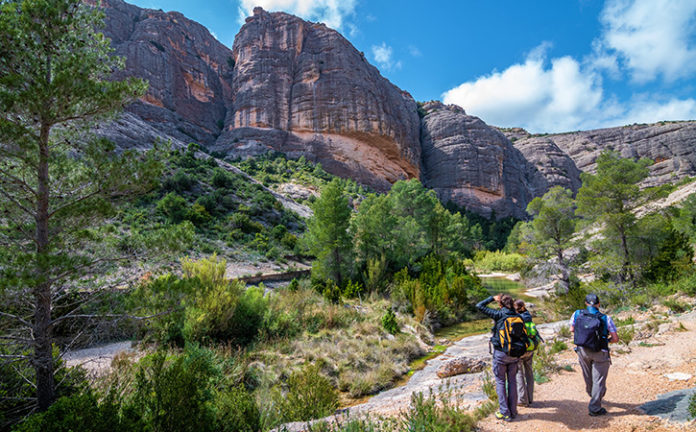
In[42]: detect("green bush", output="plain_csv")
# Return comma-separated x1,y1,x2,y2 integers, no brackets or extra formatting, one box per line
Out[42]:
131,349,218,432
473,250,525,273
14,391,143,432
688,391,696,420
381,309,399,335
157,192,188,223
214,386,260,432
274,363,339,423
399,391,476,432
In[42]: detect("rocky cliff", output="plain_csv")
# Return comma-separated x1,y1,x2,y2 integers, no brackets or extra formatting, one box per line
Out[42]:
95,0,696,218
420,102,533,218
506,122,696,190
96,0,233,148
213,7,422,191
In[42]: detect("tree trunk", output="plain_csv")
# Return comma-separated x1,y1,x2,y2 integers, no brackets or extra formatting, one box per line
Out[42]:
556,244,569,294
34,121,54,411
620,228,631,283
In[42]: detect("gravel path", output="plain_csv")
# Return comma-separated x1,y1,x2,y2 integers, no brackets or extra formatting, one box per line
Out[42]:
478,311,696,432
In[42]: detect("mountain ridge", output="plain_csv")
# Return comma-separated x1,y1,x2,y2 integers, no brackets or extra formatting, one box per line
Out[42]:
95,0,696,218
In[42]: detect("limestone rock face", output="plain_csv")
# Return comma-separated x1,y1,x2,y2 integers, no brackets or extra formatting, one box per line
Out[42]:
213,8,422,191
511,135,582,197
512,122,696,188
97,0,234,148
420,102,533,218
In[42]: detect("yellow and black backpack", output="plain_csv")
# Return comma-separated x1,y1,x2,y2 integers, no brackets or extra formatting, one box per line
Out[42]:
495,313,530,357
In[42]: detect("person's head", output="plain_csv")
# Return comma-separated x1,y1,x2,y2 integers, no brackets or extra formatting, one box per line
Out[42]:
514,299,526,313
585,293,600,308
498,294,514,310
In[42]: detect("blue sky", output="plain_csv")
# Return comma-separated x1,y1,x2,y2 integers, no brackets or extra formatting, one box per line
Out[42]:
127,0,696,133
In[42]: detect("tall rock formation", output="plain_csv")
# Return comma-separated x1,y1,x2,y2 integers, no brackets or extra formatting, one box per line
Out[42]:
96,0,234,148
213,7,422,191
420,102,533,218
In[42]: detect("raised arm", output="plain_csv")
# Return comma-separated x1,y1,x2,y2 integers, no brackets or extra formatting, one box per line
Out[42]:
476,295,504,320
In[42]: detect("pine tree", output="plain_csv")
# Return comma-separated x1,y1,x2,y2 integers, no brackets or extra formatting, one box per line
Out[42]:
576,151,651,283
526,186,577,291
305,179,353,286
0,0,158,412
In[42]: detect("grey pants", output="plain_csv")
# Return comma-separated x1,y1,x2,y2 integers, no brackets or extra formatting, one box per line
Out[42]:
517,351,534,405
492,349,519,417
576,346,611,413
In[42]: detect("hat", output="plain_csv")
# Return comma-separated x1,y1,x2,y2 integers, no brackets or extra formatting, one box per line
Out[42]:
585,294,600,305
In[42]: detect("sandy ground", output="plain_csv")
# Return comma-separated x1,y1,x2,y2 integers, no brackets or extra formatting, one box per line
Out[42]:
478,312,696,432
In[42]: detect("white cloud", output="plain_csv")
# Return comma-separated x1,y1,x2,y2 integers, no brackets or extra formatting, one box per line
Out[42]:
598,0,696,82
442,50,604,132
371,42,401,72
238,0,356,30
442,46,696,133
408,45,422,57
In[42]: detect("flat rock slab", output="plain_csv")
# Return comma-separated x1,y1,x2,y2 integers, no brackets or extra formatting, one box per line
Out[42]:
639,387,696,423
664,372,693,381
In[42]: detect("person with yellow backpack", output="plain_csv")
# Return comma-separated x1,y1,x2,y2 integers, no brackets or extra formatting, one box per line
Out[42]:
514,299,542,407
476,294,530,422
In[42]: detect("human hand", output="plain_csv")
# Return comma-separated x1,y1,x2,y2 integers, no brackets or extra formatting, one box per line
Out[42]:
493,294,501,302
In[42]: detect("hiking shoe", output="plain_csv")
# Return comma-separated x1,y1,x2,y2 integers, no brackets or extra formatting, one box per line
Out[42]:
495,412,512,422
589,407,607,416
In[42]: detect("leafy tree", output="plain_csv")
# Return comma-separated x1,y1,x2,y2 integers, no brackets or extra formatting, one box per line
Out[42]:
576,151,651,283
305,179,353,286
0,0,157,412
526,186,577,291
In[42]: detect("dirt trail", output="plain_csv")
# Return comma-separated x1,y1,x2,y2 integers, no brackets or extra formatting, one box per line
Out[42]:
478,311,696,432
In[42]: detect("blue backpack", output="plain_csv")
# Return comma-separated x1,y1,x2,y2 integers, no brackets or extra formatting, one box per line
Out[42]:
573,310,607,351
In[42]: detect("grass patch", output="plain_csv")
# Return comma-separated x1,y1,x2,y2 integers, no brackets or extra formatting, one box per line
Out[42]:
615,316,635,327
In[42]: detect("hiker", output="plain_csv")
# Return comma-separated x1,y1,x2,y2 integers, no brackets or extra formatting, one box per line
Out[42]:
477,293,529,422
514,299,539,407
570,293,619,416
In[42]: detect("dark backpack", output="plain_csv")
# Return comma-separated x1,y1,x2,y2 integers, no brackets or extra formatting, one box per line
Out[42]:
573,310,607,351
495,313,529,357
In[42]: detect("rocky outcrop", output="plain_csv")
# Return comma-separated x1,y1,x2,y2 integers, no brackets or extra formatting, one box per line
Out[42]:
420,102,533,218
510,122,696,189
436,356,487,378
212,7,421,191
512,136,582,197
96,0,234,148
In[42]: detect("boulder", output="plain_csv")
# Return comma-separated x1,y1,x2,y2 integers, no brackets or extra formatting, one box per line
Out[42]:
436,356,488,378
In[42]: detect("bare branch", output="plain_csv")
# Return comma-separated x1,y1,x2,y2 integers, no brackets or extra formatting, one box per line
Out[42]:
48,189,101,219
0,311,32,328
50,310,173,327
0,188,35,218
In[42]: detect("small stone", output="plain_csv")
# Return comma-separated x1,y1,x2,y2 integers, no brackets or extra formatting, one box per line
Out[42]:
664,372,692,381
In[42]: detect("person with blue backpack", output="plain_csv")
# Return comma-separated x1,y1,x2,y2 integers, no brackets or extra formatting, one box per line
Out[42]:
570,293,619,416
477,293,529,422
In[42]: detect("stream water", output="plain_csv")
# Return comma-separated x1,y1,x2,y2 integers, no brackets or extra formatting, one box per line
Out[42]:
435,276,535,342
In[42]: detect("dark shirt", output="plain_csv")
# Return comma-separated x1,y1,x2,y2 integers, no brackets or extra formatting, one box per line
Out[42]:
519,310,533,323
476,296,517,350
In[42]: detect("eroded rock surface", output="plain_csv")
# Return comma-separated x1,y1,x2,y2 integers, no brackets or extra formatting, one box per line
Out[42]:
511,122,696,189
97,0,234,148
214,7,422,191
420,102,533,218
